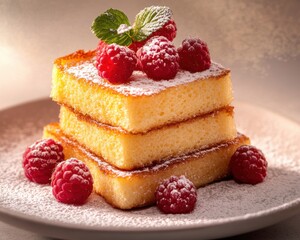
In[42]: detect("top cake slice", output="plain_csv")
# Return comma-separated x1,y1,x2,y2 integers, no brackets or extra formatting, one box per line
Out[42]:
51,50,233,133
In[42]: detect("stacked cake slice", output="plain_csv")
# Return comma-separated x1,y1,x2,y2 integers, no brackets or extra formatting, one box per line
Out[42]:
44,50,250,209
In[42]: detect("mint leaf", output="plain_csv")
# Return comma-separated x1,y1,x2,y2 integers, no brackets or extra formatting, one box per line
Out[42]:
132,6,172,42
91,8,133,46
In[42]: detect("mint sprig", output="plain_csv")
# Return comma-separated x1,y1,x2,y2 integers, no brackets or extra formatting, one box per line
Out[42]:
132,6,171,42
91,8,133,46
91,6,172,46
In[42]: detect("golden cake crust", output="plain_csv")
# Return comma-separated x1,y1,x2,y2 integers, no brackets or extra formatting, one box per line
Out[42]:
51,50,233,133
61,103,235,135
59,104,237,170
44,123,250,209
54,50,230,97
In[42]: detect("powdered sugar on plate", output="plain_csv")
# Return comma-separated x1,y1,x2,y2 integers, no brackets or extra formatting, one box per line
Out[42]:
65,61,228,96
0,100,299,232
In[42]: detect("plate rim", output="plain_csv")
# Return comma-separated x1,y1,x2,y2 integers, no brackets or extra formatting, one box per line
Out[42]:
0,199,299,232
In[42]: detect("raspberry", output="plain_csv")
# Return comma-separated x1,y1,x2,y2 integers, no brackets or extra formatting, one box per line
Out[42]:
139,36,179,80
129,40,145,53
22,139,64,184
230,145,268,184
129,19,177,52
95,43,137,84
51,158,93,205
135,48,143,71
96,40,108,55
155,175,197,214
153,19,177,42
177,38,211,73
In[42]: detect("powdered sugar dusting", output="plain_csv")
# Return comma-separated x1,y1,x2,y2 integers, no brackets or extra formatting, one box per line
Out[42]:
141,36,178,61
0,100,299,231
65,60,227,96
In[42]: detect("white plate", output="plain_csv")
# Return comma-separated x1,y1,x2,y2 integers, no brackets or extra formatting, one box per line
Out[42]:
0,99,299,240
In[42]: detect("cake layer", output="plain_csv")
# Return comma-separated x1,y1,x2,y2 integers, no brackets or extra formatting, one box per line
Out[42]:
59,105,237,170
52,50,233,133
43,123,250,209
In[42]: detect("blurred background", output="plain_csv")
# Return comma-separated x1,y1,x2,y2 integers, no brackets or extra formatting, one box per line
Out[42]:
0,0,299,121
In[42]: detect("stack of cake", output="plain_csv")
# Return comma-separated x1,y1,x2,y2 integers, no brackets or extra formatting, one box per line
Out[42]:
44,50,250,209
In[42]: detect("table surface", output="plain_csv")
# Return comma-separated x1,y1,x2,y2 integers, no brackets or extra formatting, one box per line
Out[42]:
0,0,299,239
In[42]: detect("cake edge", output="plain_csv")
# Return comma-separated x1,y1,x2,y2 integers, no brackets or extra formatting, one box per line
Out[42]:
43,123,250,209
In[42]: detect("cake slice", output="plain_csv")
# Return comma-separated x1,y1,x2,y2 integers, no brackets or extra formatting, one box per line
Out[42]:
44,123,250,209
52,50,233,133
59,105,237,170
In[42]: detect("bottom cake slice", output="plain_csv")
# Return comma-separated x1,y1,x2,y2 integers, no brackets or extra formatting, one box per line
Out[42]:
44,123,250,210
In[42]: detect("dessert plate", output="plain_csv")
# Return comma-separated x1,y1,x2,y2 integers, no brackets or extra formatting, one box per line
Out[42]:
0,99,299,240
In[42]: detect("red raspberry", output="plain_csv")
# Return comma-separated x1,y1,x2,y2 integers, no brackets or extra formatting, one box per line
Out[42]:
153,19,177,42
96,40,108,55
155,175,197,214
177,38,211,73
22,139,64,184
129,40,145,53
139,36,179,80
129,19,177,52
51,158,93,205
230,145,268,185
135,48,143,71
95,43,137,84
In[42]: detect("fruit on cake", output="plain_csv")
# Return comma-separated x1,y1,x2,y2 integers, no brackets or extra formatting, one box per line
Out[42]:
41,6,256,210
51,50,233,133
